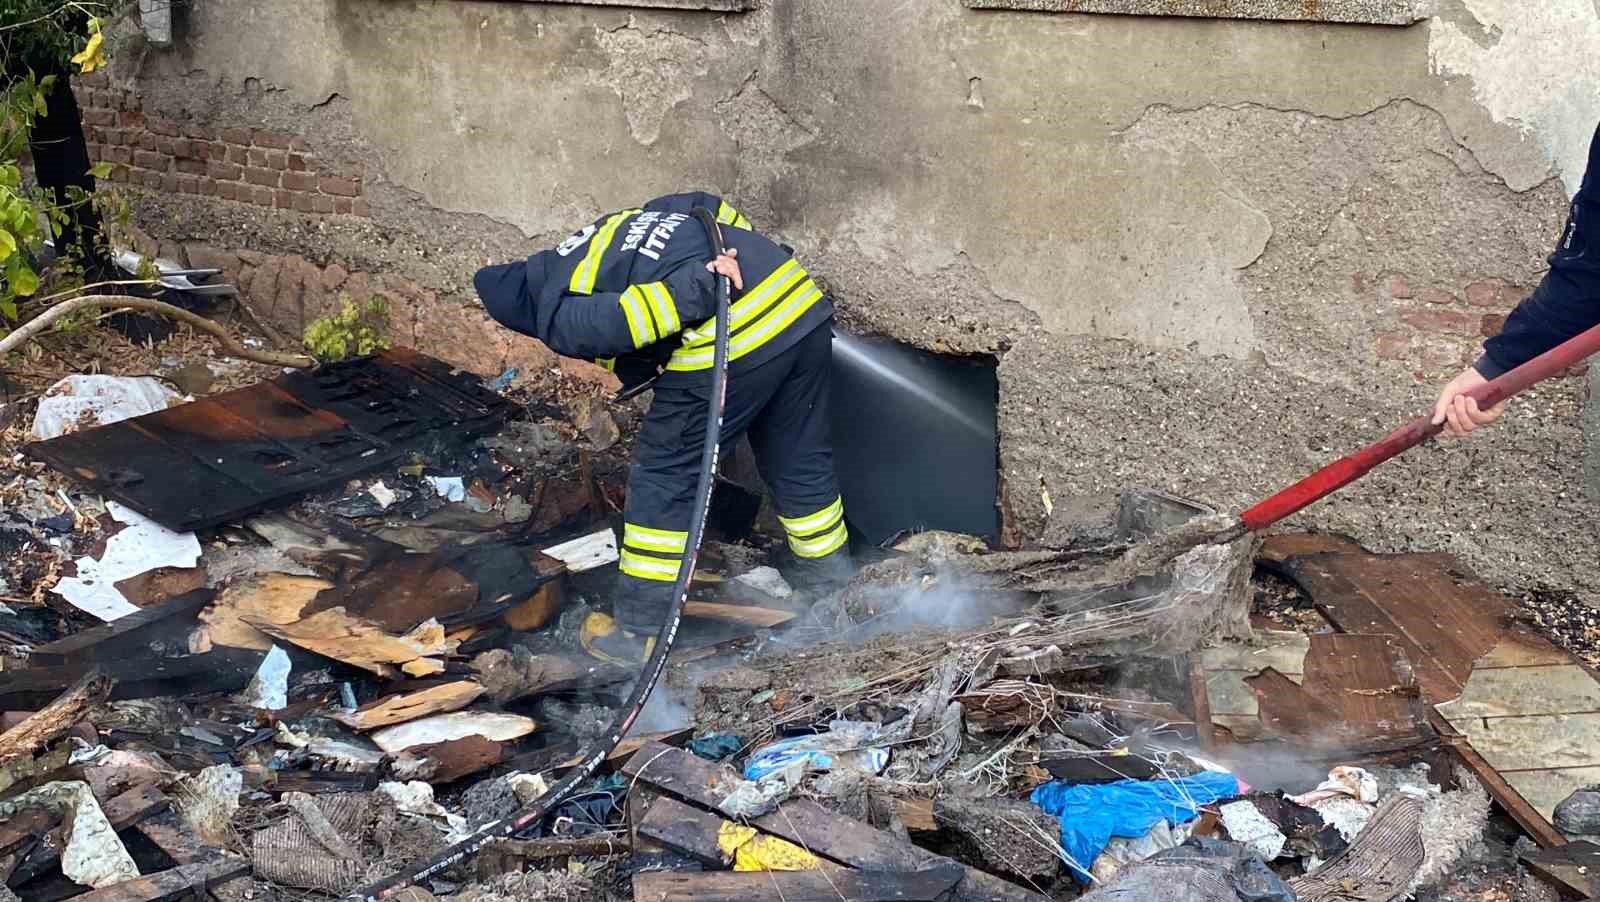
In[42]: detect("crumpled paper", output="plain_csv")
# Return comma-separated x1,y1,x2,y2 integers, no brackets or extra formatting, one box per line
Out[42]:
0,781,138,888
378,781,469,841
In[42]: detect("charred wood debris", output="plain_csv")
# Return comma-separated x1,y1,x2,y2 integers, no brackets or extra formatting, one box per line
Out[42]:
0,348,1596,902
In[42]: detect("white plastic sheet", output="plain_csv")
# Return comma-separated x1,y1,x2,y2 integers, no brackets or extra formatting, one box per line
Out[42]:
31,375,179,441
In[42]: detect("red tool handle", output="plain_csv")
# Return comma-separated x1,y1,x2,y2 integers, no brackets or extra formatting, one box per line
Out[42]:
1238,321,1600,533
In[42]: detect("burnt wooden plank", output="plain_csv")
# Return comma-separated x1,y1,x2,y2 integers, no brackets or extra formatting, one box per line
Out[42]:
0,672,112,771
680,601,795,629
29,591,214,666
622,744,1046,902
1245,666,1341,735
1304,633,1428,737
1520,840,1600,897
65,856,249,902
0,648,263,710
633,863,965,902
1277,549,1570,845
134,811,213,865
1282,554,1472,702
1186,652,1217,752
1257,533,1366,567
636,796,734,867
25,349,515,532
269,770,379,794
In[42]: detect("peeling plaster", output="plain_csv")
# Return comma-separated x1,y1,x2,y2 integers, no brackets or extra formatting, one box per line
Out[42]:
592,17,710,145
1428,0,1600,195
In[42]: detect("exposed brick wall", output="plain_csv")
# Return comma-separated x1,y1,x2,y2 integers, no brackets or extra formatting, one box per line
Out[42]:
175,241,614,384
73,72,370,216
1368,273,1588,379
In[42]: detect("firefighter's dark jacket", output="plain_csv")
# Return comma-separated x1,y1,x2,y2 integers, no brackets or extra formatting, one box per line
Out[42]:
474,192,832,389
1479,123,1600,378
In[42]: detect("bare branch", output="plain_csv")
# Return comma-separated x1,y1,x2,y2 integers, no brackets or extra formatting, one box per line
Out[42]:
0,294,316,368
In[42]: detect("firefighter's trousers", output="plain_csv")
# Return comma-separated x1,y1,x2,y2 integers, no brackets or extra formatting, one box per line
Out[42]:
614,320,852,633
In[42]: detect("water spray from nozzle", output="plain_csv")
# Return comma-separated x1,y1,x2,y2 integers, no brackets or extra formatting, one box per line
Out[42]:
831,331,990,438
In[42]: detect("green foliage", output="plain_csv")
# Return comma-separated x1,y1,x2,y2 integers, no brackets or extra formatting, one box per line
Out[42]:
304,295,391,362
1,3,115,325
0,74,49,320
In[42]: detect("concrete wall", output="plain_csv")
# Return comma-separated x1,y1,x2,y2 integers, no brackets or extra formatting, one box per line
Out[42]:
88,0,1600,602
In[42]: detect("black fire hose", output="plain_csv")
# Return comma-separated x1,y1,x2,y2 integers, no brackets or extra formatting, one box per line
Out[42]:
351,207,734,900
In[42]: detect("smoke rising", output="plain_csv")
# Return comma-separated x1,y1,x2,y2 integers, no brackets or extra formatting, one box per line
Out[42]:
629,680,692,735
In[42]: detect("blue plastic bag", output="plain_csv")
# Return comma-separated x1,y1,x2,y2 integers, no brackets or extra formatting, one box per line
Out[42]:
1030,771,1241,882
743,722,889,780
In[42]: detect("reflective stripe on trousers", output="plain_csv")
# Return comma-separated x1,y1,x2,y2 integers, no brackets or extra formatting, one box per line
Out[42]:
779,496,848,558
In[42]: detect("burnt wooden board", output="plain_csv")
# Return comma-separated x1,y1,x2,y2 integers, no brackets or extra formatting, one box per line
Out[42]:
622,743,1046,902
636,796,735,867
25,348,514,531
1303,633,1428,739
0,647,264,710
1257,532,1366,566
1521,840,1600,898
64,856,249,902
134,811,215,865
680,601,795,629
1270,542,1569,849
1280,551,1510,704
29,591,215,666
633,864,965,902
1244,666,1342,735
1186,652,1217,753
0,672,112,772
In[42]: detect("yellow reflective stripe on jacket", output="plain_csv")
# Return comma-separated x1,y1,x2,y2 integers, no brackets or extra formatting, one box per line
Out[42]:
597,357,616,371
569,209,640,295
640,282,680,336
619,286,658,349
667,278,821,371
733,214,751,229
623,523,688,554
620,549,679,581
716,200,752,231
679,259,804,350
779,497,843,536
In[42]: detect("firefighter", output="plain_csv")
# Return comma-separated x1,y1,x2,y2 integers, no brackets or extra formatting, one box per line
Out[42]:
473,193,853,664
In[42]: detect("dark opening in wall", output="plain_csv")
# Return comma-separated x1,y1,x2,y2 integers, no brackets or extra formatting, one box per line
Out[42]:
830,331,1000,547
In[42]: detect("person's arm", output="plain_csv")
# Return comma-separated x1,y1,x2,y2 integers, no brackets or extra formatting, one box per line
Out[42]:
479,254,743,361
1432,278,1600,436
1433,124,1600,437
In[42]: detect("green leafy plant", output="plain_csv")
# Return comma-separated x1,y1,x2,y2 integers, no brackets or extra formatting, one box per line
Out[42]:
2,4,116,324
304,294,391,362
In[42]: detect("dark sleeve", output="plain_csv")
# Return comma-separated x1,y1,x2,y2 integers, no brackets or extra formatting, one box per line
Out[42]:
542,260,718,359
1477,123,1600,378
1476,276,1600,377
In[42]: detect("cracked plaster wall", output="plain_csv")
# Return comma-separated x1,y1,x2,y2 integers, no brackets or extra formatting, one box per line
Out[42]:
122,0,1600,601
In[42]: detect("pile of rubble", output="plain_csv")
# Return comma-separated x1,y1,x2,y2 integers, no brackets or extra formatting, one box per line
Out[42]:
1,337,1598,901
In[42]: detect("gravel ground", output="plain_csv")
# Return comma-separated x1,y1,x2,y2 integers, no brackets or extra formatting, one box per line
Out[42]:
1510,588,1600,668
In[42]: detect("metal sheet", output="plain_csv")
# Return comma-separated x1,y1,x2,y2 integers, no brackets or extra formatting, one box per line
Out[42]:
25,349,514,531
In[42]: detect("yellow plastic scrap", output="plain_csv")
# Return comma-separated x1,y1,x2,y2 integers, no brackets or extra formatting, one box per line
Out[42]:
715,820,820,872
